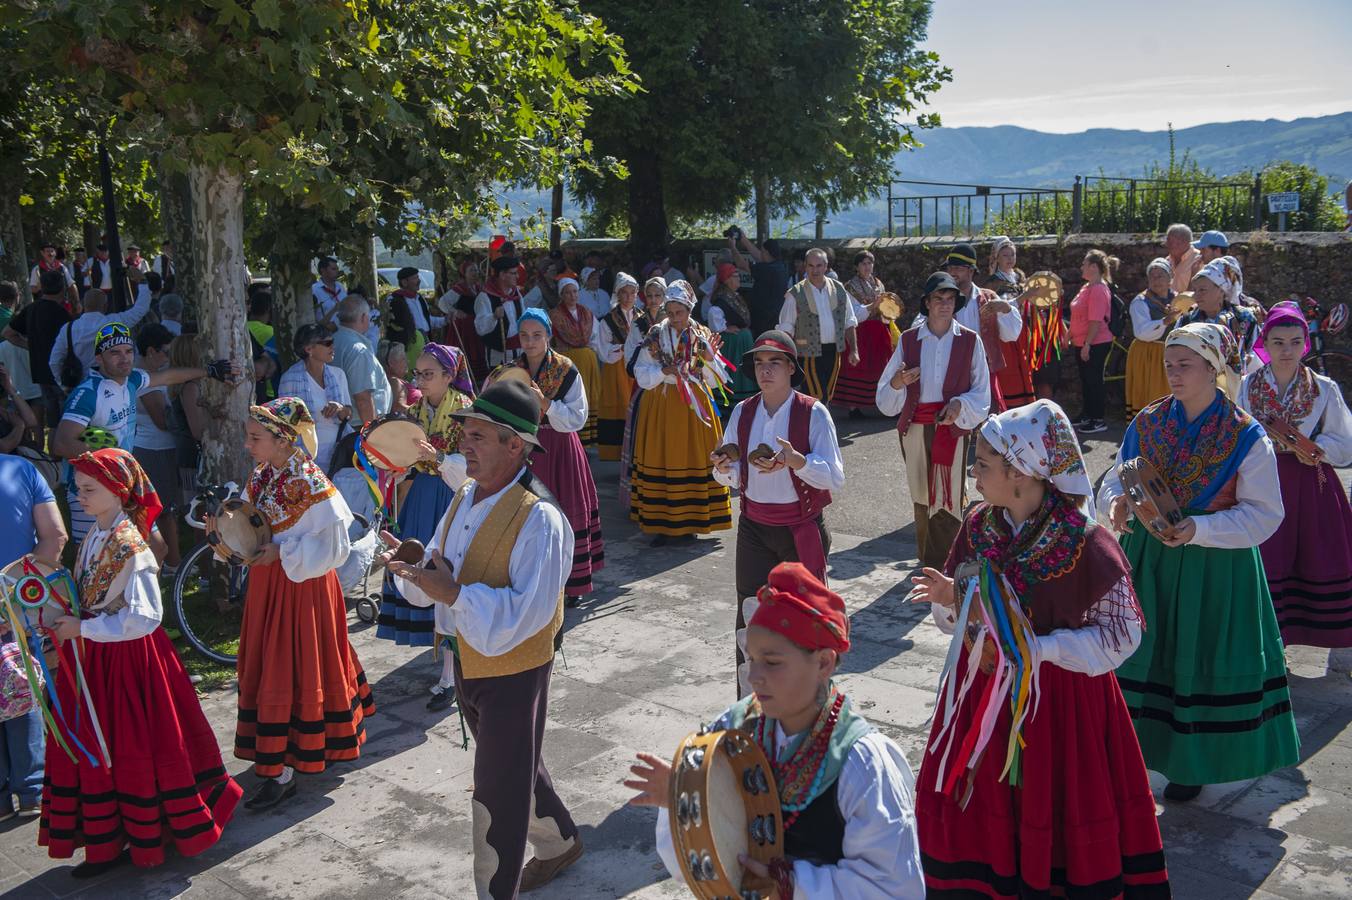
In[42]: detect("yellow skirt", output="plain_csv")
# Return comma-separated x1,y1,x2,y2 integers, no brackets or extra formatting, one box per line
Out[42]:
558,346,600,446
630,382,732,536
596,359,632,461
1125,339,1169,415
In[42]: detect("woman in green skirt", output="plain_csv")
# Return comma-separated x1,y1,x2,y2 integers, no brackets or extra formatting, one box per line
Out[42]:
1099,322,1299,802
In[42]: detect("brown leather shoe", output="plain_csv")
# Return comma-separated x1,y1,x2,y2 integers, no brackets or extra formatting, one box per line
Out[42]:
519,836,584,892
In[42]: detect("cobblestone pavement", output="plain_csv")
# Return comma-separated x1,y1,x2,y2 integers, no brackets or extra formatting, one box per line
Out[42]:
1,415,1349,899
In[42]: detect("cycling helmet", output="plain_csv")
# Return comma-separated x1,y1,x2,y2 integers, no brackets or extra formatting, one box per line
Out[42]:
78,426,118,450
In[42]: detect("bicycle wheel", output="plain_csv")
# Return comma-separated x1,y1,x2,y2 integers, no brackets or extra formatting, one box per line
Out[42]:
1304,350,1352,391
172,542,247,665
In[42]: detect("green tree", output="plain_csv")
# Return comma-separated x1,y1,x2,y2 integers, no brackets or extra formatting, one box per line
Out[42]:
1259,161,1344,231
573,0,949,262
11,0,631,480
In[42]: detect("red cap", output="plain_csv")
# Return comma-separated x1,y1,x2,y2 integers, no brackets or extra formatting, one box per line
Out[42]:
716,262,739,285
749,562,850,653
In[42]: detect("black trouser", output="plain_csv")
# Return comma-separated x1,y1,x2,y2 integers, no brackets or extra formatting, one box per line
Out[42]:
1076,342,1110,420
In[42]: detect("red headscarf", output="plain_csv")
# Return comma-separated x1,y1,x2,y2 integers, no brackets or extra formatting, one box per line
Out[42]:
749,562,850,653
70,448,163,540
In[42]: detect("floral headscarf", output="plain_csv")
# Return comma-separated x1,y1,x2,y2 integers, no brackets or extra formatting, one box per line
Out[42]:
1167,322,1232,375
1194,256,1243,306
987,236,1015,276
979,399,1095,516
71,448,163,539
420,342,475,398
613,271,638,296
664,280,696,309
250,397,319,459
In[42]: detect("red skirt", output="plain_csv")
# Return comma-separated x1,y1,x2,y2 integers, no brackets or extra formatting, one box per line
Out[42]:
918,659,1169,898
441,317,490,386
531,425,605,596
235,562,375,777
39,628,242,867
1261,453,1352,648
996,335,1036,409
832,319,894,409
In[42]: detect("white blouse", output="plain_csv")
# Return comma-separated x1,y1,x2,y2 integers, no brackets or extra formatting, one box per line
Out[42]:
541,364,589,434
1239,368,1352,468
393,468,573,656
1129,294,1173,343
929,513,1143,676
632,323,729,390
875,322,991,431
1098,430,1284,549
598,307,640,365
714,396,845,503
77,514,162,643
654,713,924,900
272,491,354,584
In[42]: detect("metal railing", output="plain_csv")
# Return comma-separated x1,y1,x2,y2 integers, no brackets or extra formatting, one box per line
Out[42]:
886,175,1265,237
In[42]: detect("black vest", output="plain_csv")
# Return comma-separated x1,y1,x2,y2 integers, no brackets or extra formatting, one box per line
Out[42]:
783,780,846,866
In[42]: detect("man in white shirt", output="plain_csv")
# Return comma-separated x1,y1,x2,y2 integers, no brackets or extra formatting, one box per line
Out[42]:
49,270,154,384
778,247,859,403
712,330,846,695
311,256,347,328
475,256,528,366
915,244,1021,413
383,380,582,898
877,272,991,569
28,242,72,295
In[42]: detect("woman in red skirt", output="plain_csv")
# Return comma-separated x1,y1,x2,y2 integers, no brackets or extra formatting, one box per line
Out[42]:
491,309,604,607
40,448,242,877
1241,300,1352,648
909,400,1169,898
834,250,898,414
234,398,375,810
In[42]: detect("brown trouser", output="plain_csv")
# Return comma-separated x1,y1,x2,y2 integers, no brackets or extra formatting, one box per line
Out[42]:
900,424,968,571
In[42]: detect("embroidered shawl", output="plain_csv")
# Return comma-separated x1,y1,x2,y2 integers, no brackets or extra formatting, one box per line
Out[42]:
246,448,339,533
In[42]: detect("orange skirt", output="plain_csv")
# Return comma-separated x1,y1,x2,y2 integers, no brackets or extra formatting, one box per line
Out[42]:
235,561,375,777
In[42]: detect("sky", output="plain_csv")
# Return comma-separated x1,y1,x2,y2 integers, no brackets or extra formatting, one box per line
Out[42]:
920,0,1352,132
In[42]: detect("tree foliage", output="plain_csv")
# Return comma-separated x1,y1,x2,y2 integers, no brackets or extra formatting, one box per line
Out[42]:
572,0,949,258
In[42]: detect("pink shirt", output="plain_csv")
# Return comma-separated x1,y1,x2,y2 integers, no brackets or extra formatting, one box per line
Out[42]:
1070,282,1113,346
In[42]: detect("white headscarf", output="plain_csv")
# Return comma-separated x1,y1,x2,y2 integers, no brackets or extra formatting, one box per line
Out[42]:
613,271,638,292
987,235,1016,276
1166,321,1232,375
1194,256,1243,306
664,280,696,309
1146,257,1172,278
557,276,580,295
979,399,1095,516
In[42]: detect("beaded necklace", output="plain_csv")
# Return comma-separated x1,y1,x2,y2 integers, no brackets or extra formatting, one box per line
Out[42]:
753,691,845,831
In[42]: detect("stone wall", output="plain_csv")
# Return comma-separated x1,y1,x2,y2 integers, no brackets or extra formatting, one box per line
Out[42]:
555,231,1352,336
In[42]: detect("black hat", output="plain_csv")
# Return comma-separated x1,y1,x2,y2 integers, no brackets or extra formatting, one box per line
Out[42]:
944,243,978,268
490,256,520,273
920,271,965,315
396,266,420,282
450,379,542,447
292,323,332,357
740,330,801,375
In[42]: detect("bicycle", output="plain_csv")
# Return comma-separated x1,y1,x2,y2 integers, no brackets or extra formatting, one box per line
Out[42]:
172,484,249,665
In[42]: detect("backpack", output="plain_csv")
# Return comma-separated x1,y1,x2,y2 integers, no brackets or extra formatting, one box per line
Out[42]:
1104,284,1127,338
59,322,83,389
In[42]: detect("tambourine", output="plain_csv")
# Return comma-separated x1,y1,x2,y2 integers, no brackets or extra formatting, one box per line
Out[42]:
1260,414,1325,468
360,413,428,472
205,498,272,565
488,365,533,388
1018,271,1063,310
0,557,77,629
874,292,902,322
668,727,782,900
1119,457,1184,541
1170,292,1197,316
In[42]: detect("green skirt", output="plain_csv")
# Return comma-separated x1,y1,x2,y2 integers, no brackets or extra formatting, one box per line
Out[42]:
720,328,757,411
1116,520,1300,785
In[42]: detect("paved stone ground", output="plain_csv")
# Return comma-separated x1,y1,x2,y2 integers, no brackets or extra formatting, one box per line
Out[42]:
1,415,1350,899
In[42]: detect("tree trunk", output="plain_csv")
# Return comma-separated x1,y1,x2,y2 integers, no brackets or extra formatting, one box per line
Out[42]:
0,177,30,304
346,234,378,299
269,252,311,372
432,245,450,297
549,182,564,251
625,148,669,271
82,221,100,256
158,162,198,326
755,173,770,242
189,162,254,485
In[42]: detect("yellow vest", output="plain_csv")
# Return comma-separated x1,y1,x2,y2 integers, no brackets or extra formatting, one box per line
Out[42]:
436,481,563,678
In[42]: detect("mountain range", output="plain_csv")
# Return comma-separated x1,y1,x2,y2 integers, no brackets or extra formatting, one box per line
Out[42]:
485,112,1352,240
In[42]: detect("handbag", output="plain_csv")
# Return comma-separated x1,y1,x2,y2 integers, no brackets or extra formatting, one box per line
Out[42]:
0,640,40,722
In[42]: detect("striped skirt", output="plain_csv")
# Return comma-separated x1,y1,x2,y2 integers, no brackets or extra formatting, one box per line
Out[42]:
629,382,731,536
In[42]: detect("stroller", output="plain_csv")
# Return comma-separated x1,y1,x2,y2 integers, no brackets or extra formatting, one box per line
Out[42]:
329,431,386,623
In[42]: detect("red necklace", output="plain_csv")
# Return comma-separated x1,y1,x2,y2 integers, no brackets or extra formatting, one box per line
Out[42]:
754,691,845,831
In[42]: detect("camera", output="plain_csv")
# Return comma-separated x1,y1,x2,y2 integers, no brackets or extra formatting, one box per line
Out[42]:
724,226,743,241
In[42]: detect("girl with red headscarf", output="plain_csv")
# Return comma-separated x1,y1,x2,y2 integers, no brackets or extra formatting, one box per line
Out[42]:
627,562,925,899
39,448,241,877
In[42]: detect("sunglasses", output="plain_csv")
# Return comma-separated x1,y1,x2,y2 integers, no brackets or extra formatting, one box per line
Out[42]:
96,323,130,340
308,338,335,348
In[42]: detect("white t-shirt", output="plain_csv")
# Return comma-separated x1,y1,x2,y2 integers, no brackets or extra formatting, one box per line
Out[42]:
134,384,176,451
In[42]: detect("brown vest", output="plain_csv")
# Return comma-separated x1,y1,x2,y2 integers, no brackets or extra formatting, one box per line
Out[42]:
436,482,563,678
